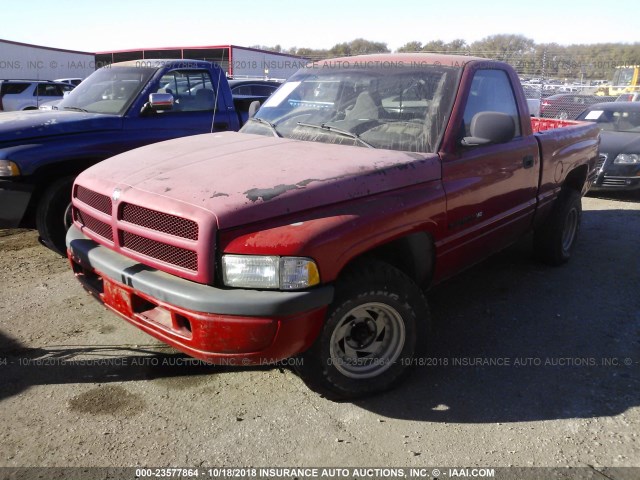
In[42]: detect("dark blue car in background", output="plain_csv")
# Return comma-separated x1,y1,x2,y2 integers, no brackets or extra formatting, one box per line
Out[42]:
0,59,280,253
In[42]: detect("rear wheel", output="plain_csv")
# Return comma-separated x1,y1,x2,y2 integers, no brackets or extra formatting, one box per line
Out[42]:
296,260,430,400
36,176,75,255
534,189,582,265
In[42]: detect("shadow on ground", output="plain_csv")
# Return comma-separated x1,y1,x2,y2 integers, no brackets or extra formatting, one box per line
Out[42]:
0,334,278,402
355,207,640,422
1,207,638,423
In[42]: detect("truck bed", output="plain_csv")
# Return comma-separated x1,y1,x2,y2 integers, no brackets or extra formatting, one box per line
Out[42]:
531,117,600,222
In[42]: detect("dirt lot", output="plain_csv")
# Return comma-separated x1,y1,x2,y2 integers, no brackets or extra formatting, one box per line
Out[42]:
0,193,638,475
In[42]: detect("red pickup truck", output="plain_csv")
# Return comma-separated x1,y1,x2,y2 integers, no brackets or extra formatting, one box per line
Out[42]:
66,54,600,399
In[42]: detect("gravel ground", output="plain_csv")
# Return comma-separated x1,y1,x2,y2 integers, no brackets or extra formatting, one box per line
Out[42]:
0,193,638,477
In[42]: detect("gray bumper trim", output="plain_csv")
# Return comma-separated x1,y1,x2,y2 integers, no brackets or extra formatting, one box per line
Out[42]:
66,225,334,316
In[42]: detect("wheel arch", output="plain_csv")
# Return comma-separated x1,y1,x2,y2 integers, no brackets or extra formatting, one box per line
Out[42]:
21,157,104,228
337,231,436,288
563,164,588,193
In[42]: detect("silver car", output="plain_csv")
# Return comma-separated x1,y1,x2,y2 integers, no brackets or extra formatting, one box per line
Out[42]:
0,80,74,111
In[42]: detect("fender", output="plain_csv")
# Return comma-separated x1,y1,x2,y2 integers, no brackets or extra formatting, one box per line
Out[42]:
218,180,446,284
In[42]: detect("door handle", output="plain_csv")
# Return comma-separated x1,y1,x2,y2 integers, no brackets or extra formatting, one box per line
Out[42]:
523,155,535,169
213,122,229,130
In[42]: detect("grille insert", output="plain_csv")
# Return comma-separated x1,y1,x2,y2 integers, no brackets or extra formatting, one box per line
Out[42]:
75,185,112,214
595,154,607,172
74,208,114,242
120,231,198,271
120,203,199,240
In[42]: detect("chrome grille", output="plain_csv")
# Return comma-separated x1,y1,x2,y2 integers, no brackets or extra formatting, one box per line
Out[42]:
119,231,198,271
75,185,112,214
595,153,607,172
74,208,114,242
120,203,198,240
602,178,628,187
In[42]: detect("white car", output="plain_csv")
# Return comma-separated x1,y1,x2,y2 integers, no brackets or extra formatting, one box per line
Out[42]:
0,80,74,111
54,77,83,87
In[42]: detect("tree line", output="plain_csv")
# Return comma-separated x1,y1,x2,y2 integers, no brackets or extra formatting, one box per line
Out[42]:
251,35,640,80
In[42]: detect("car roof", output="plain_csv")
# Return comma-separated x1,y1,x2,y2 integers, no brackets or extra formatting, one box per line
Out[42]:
319,52,488,66
1,79,55,83
545,94,571,99
227,80,282,87
112,59,217,69
587,101,640,111
546,93,588,99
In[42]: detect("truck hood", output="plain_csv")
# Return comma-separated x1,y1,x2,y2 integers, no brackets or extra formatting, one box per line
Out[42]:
0,110,122,144
80,132,441,230
600,131,640,155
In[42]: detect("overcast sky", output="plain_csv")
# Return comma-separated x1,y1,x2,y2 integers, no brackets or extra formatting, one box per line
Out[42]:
2,0,639,53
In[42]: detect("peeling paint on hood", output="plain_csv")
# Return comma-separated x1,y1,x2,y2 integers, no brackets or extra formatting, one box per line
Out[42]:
78,131,442,229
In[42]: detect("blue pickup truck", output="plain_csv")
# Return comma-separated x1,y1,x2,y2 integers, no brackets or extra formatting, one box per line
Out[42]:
0,59,274,253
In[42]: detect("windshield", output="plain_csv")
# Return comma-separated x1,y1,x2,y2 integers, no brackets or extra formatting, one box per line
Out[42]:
241,64,461,153
57,66,156,115
578,107,640,133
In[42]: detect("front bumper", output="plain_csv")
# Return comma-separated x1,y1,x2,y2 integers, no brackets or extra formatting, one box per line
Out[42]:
591,175,640,191
67,225,334,363
592,162,640,191
0,180,34,228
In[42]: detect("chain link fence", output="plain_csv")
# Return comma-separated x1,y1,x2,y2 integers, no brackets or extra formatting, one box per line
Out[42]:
416,48,640,119
465,48,639,119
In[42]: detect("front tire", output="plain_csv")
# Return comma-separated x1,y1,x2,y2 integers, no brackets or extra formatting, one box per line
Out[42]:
296,260,430,400
36,176,75,255
534,188,582,265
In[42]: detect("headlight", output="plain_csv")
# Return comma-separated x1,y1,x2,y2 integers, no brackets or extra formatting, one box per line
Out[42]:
221,255,320,290
614,153,640,164
0,160,20,177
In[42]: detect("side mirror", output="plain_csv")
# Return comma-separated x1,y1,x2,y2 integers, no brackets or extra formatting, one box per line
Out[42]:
461,111,515,146
148,92,174,111
248,100,261,118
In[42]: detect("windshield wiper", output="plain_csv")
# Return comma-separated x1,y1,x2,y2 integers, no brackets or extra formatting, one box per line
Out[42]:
63,106,89,113
296,122,374,148
249,117,282,137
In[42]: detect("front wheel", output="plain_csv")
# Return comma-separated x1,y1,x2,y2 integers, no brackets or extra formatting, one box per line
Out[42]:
534,189,582,265
36,176,75,255
296,260,430,400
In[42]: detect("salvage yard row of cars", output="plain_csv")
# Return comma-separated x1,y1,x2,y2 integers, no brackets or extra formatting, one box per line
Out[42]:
520,69,640,120
0,77,282,112
0,53,638,399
